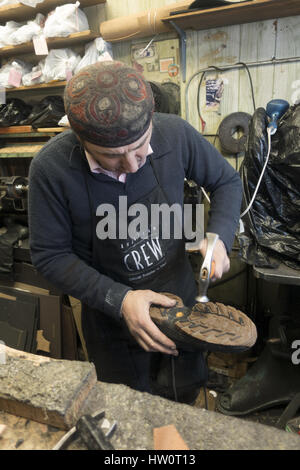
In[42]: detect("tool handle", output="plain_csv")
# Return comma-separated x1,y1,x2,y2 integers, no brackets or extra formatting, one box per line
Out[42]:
76,415,114,450
210,260,215,278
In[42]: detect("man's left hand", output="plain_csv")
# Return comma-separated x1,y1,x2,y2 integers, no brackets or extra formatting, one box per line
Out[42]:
187,237,230,281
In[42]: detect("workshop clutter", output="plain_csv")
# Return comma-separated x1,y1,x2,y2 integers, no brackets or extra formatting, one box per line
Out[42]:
0,0,43,6
0,98,32,126
0,39,113,88
44,2,88,38
42,48,81,82
0,96,65,127
239,103,300,270
0,3,88,47
1,14,45,46
0,60,32,88
74,37,113,74
100,1,191,42
20,96,65,127
0,278,78,360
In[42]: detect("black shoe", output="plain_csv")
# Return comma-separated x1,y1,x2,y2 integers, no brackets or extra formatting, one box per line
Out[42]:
217,345,300,416
150,293,257,353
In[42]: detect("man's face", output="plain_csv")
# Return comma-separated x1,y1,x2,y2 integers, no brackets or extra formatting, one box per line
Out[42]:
81,121,153,174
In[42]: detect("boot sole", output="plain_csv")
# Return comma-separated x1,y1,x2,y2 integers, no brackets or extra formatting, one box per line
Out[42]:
150,293,257,353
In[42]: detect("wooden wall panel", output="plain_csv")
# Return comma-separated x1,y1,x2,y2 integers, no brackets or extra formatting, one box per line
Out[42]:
84,1,300,162
273,17,300,105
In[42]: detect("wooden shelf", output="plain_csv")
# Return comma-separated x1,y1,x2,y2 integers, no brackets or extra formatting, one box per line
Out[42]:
5,80,66,92
161,0,300,31
0,0,106,23
0,30,99,57
0,144,43,158
0,126,66,135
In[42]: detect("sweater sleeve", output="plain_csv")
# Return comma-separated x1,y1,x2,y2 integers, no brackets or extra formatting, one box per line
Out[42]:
28,161,132,321
182,119,243,253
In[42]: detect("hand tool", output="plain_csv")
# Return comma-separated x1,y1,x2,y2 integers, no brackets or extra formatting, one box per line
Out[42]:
240,99,290,220
53,410,117,450
266,99,289,135
195,232,219,303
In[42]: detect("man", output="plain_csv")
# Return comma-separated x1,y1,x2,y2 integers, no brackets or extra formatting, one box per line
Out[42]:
29,60,242,403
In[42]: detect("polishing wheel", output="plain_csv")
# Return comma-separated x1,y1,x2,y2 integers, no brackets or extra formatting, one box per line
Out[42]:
218,112,252,154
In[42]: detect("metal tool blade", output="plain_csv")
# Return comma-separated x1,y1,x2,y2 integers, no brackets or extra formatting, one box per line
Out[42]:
196,232,219,303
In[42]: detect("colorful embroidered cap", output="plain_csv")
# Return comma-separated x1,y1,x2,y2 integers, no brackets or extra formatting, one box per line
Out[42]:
64,60,154,147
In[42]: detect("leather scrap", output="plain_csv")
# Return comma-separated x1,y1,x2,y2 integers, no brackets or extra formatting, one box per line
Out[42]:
153,424,189,450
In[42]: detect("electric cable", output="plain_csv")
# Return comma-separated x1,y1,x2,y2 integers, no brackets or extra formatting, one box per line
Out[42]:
171,355,178,402
203,385,208,410
236,61,256,111
203,351,209,410
240,127,272,218
196,72,207,132
186,61,257,124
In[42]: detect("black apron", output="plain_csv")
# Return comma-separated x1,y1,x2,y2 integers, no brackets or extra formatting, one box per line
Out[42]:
81,155,207,400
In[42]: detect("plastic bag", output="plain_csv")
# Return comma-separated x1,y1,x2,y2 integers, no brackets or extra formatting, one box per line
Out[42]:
238,104,300,270
9,14,45,45
0,60,32,88
58,115,70,127
21,96,65,128
22,60,45,86
43,2,89,38
0,98,32,127
42,48,81,82
20,0,44,6
0,21,22,48
0,0,15,7
74,38,113,73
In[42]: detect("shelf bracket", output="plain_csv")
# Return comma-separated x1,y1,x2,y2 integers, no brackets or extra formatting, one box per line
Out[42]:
169,20,186,83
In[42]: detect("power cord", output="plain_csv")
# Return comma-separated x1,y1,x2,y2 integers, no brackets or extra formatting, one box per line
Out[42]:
240,127,272,219
171,355,178,402
197,72,207,132
236,61,256,111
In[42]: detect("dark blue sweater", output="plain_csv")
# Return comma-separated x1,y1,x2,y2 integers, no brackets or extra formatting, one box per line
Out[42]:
28,113,242,320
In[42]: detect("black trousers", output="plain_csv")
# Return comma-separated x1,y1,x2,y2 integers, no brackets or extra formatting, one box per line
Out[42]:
82,305,208,403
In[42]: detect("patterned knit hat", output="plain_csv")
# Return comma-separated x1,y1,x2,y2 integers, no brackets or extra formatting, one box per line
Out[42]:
64,60,154,147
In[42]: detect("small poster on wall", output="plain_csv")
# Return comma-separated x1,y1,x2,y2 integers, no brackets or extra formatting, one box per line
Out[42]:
206,78,224,111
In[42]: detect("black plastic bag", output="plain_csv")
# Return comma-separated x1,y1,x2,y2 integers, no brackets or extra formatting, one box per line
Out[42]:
0,99,32,127
21,96,65,128
238,104,300,270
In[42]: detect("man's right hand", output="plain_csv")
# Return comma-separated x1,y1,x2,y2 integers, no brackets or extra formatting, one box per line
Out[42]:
121,290,179,356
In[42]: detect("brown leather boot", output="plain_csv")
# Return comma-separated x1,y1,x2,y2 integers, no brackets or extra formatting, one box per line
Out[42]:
150,293,257,353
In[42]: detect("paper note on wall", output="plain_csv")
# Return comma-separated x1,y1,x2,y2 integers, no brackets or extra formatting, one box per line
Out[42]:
206,78,224,111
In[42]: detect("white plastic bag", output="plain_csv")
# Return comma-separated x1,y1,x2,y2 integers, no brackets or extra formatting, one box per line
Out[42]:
22,60,45,86
0,21,22,48
58,115,70,127
0,60,32,88
42,49,81,82
0,0,15,6
74,38,113,73
9,14,45,45
44,2,89,38
20,0,44,6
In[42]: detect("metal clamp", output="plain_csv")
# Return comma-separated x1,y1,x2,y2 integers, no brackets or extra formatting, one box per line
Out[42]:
53,410,117,451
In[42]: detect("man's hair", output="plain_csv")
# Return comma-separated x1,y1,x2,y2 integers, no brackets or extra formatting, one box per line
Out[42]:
64,60,154,147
